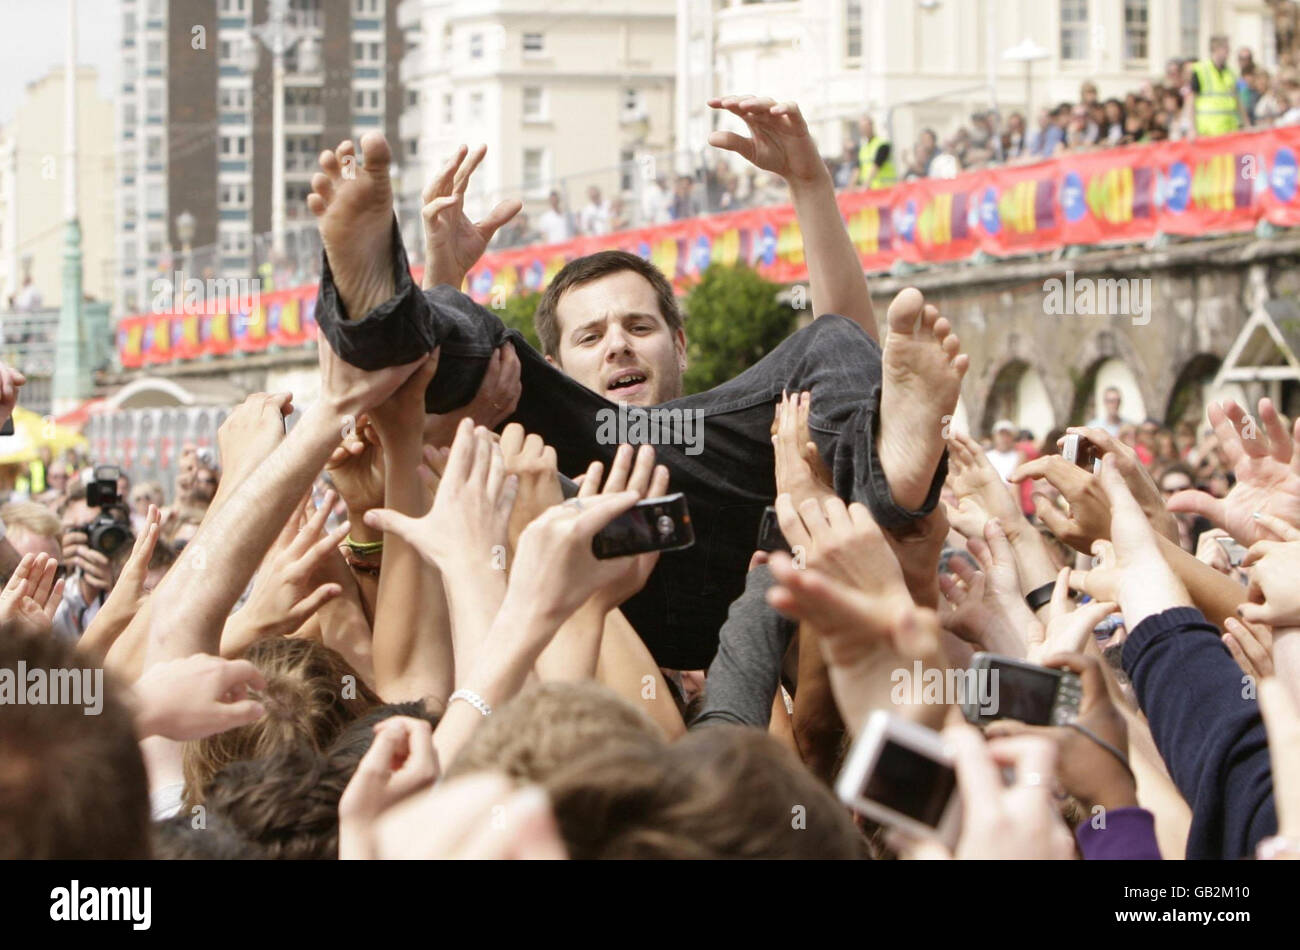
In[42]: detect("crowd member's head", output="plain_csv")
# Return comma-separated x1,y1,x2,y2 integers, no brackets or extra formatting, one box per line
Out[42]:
181,637,380,809
533,249,687,406
203,745,352,859
0,501,62,567
1210,35,1230,69
151,812,266,859
1101,386,1123,423
0,626,150,858
547,190,562,212
1166,57,1186,87
858,114,876,140
1238,46,1255,74
1080,80,1100,107
446,681,664,783
193,465,219,505
161,506,206,555
44,461,69,499
991,419,1017,452
130,480,165,519
543,727,864,859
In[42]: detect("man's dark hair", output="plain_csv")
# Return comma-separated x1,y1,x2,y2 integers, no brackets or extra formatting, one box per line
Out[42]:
534,250,684,360
324,700,440,773
151,812,266,859
0,625,151,858
204,744,352,860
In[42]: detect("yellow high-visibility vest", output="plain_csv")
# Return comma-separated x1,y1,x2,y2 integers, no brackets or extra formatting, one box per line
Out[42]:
1193,60,1241,136
858,136,897,189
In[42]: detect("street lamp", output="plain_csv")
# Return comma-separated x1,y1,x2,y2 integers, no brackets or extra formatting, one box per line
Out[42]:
1003,37,1052,118
243,0,320,259
175,209,195,277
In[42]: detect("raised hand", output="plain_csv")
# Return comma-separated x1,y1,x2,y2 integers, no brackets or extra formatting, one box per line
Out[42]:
215,392,294,499
1070,454,1192,628
0,552,64,637
1025,567,1117,663
0,359,27,427
984,653,1136,813
707,96,827,185
772,390,834,506
573,442,669,612
499,423,562,544
944,725,1076,860
1167,399,1300,546
424,343,521,448
1009,454,1111,554
1241,539,1300,626
1222,616,1274,680
221,493,349,653
502,490,645,626
318,331,433,422
364,418,519,576
132,653,267,741
78,504,162,663
338,716,440,860
1061,425,1179,543
421,145,522,290
368,772,566,860
939,549,1031,658
947,431,1023,531
325,416,386,521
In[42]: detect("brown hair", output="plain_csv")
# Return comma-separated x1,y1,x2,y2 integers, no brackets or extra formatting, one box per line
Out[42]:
533,250,683,360
182,637,379,809
0,624,150,858
543,726,865,859
0,501,61,539
446,681,665,783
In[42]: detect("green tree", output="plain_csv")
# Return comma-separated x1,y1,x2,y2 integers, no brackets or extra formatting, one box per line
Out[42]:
490,290,543,353
681,264,796,395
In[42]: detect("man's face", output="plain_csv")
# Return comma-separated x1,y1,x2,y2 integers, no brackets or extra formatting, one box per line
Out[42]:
548,269,686,407
1212,43,1229,67
46,465,68,493
9,526,60,562
1105,391,1121,417
993,429,1014,451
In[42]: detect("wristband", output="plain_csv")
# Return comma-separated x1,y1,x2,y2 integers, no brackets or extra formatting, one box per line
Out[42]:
344,535,384,556
448,688,492,717
1024,581,1056,612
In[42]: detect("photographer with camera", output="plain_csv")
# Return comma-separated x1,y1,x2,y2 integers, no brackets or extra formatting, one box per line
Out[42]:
51,465,135,644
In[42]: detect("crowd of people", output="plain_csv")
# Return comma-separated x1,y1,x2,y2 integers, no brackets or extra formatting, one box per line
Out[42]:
4,92,1299,864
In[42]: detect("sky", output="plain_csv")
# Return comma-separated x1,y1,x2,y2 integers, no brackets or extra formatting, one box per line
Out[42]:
0,0,120,126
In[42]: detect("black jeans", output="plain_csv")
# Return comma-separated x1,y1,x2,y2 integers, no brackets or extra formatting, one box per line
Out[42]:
316,221,945,670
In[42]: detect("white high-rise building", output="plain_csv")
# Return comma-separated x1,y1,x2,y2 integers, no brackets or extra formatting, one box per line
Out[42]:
397,0,677,243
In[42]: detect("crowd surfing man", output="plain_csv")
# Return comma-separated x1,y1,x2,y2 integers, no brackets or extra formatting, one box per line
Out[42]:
306,95,967,672
7,95,1300,864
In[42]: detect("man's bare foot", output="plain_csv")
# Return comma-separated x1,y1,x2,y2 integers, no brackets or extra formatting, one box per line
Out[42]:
879,287,969,511
308,133,397,320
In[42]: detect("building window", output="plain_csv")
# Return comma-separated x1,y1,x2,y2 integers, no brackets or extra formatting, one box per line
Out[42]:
442,93,453,125
621,87,644,121
522,86,544,120
145,182,165,213
1180,0,1200,58
523,148,545,195
352,0,379,13
146,87,163,114
1060,0,1088,61
220,183,249,207
620,147,636,192
146,39,163,63
470,33,484,59
469,91,484,121
220,135,247,157
219,87,248,110
522,32,544,55
353,41,380,64
354,89,381,110
845,0,862,61
1123,0,1148,61
219,0,247,12
146,135,163,162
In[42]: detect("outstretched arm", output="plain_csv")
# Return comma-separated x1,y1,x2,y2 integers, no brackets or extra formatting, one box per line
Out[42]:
708,96,876,339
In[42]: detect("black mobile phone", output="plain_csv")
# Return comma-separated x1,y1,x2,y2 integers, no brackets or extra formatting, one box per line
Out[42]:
592,492,694,559
962,653,1082,727
756,505,790,553
1061,433,1101,473
0,416,13,436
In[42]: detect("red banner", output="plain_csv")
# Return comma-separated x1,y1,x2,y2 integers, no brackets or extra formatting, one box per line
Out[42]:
120,126,1300,369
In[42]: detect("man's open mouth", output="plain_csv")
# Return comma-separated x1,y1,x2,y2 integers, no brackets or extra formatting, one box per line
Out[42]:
608,372,647,393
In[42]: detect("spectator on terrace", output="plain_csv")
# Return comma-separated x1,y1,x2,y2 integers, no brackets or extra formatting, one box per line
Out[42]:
1001,111,1027,159
538,191,574,245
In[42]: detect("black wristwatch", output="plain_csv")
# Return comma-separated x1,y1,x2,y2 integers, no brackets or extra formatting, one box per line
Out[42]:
1025,581,1056,612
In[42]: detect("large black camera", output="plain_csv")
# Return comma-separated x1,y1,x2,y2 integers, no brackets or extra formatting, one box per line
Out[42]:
78,465,134,556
